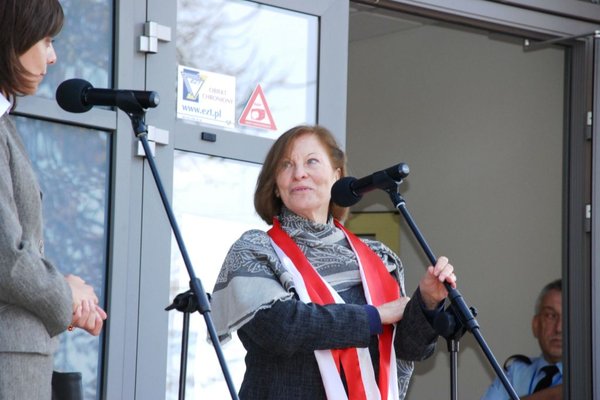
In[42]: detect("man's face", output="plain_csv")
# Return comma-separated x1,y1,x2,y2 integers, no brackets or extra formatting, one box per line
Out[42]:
532,289,562,364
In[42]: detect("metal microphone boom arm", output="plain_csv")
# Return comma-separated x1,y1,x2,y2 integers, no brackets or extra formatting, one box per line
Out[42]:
377,170,519,400
115,94,239,400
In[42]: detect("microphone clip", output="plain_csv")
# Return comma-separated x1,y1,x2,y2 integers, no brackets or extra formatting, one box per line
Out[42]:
371,170,403,193
115,92,148,137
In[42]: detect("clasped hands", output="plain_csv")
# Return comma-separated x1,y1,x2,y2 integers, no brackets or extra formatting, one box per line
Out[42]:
376,257,456,325
65,274,107,336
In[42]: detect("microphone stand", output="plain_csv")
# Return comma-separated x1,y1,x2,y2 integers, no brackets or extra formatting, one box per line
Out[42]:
376,174,519,400
165,290,199,400
115,92,239,400
433,302,471,400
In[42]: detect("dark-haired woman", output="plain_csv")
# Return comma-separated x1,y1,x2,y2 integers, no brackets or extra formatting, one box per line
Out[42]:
0,1,107,398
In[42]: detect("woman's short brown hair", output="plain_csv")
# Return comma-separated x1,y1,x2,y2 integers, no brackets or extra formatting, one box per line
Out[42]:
254,125,349,225
0,0,64,100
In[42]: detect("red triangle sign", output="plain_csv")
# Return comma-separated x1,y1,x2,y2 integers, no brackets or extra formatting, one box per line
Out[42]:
239,84,277,130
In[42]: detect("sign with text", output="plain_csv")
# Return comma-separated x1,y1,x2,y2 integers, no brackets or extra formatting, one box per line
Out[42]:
177,66,236,128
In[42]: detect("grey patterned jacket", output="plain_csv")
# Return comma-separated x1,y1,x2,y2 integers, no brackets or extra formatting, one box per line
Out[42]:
0,112,72,355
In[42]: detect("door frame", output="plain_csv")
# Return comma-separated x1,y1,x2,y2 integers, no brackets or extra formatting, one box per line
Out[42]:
351,0,598,398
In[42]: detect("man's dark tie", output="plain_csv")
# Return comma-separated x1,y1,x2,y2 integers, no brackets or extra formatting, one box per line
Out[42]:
533,365,559,393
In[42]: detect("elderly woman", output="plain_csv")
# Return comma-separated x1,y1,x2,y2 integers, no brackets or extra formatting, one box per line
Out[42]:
0,1,107,398
211,125,456,400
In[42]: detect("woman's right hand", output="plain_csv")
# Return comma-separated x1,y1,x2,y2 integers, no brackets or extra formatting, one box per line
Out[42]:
418,256,456,309
71,300,107,336
65,274,107,336
376,296,411,325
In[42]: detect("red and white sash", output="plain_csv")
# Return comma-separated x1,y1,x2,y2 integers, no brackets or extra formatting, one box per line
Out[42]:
268,219,400,400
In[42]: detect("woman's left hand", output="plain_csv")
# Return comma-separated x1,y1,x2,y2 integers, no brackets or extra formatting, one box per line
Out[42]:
418,256,457,309
376,296,411,325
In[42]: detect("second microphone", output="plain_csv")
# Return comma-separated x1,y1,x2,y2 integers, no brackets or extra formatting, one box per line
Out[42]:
331,163,410,207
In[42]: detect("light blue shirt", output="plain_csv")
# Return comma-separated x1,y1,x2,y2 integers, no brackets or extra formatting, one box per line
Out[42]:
481,356,562,399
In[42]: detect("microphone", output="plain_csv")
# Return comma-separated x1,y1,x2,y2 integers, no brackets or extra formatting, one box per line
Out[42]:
331,163,409,207
56,78,159,113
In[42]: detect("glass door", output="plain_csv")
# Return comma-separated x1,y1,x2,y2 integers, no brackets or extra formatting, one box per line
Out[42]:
140,1,349,398
166,152,267,398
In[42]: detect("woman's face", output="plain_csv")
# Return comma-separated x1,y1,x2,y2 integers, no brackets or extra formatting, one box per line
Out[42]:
18,37,57,95
275,133,340,224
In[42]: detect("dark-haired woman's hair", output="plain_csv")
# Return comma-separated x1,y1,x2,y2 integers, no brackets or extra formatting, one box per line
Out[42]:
0,0,64,102
254,125,349,225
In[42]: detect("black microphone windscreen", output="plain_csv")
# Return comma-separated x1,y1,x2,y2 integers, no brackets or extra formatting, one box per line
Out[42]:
56,79,93,113
331,177,361,207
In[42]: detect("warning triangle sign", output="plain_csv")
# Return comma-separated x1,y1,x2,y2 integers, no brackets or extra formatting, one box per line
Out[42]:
239,84,277,130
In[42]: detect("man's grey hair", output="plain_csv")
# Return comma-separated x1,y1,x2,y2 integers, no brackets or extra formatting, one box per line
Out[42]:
534,279,562,315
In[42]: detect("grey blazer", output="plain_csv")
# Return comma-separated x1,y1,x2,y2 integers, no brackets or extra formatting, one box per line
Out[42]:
0,112,72,355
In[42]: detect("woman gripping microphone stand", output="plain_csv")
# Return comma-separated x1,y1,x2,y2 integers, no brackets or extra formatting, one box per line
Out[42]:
209,124,456,400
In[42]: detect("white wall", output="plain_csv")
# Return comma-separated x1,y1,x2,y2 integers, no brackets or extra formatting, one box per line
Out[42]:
347,21,564,398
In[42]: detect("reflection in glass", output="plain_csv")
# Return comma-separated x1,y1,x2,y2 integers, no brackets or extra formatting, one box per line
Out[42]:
166,151,268,399
15,117,110,400
38,0,113,99
177,0,318,139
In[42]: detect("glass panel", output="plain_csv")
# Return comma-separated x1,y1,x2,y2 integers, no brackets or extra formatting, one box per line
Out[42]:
177,0,318,139
15,117,110,400
38,0,113,99
166,152,268,399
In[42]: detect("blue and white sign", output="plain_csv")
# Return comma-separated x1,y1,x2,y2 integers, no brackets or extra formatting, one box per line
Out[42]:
177,65,236,128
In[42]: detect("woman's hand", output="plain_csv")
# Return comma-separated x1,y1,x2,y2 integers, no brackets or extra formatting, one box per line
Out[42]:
71,300,108,336
65,274,108,336
376,296,411,325
419,256,457,309
65,274,98,307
